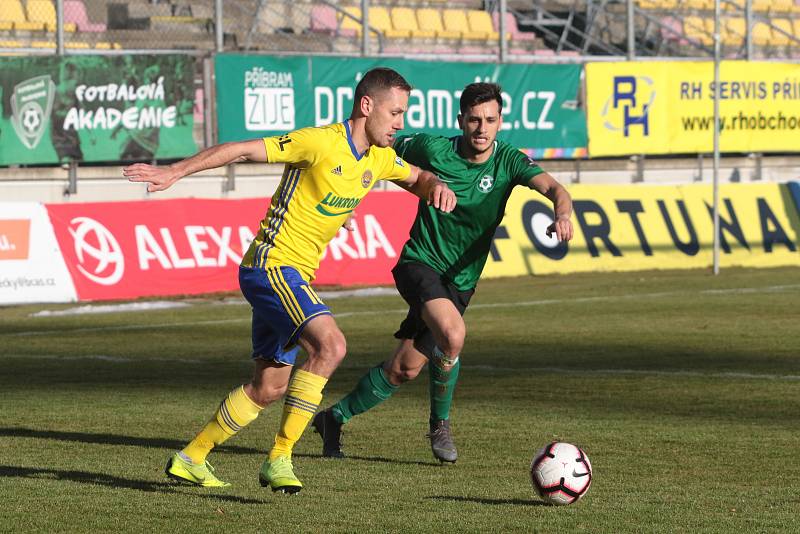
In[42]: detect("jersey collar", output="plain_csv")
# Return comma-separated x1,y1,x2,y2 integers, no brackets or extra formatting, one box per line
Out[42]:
343,120,366,161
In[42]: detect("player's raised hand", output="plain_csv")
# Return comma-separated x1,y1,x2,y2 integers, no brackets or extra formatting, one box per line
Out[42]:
428,181,457,213
342,212,357,231
546,215,573,242
123,163,179,192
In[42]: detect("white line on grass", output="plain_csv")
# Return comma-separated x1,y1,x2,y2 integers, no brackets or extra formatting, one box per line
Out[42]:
4,354,799,381
5,283,800,338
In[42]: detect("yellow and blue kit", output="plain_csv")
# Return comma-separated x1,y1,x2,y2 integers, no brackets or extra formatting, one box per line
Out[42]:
239,122,412,364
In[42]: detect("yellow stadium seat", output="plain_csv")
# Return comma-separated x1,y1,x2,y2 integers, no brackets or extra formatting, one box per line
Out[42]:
722,18,745,46
752,0,771,12
770,19,793,46
94,41,122,49
466,10,499,41
340,6,363,37
391,7,434,39
752,21,772,46
3,0,45,31
684,0,713,9
0,40,24,47
369,6,409,38
637,0,677,8
770,0,793,13
416,8,460,40
683,16,712,46
443,9,486,40
31,40,56,48
65,40,90,48
27,0,77,32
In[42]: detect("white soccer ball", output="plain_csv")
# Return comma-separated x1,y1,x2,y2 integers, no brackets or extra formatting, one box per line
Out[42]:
530,442,592,505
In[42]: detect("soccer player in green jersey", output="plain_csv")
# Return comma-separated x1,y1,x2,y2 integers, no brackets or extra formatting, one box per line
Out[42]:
312,82,574,462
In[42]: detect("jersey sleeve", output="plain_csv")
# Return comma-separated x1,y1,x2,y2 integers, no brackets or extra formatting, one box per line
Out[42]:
392,134,429,167
511,150,545,187
262,126,322,169
377,147,412,183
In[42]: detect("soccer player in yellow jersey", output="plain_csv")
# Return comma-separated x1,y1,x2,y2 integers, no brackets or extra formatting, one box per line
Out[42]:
123,68,456,493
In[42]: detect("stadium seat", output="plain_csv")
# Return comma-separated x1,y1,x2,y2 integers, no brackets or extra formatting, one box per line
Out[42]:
27,0,77,32
683,16,712,46
466,10,499,41
391,7,434,39
637,0,678,8
415,8,460,40
64,0,106,32
770,0,793,12
752,0,772,11
492,11,534,42
369,6,409,38
722,17,745,46
31,40,56,48
0,40,24,47
310,4,338,35
770,19,794,46
94,41,122,49
3,0,45,31
684,0,713,9
442,9,486,40
340,6,364,37
752,21,772,46
65,40,90,48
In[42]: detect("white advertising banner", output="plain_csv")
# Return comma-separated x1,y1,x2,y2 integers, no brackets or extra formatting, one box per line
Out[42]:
0,202,77,304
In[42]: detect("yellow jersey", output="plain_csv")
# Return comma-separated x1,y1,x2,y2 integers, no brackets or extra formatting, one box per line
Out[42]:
241,122,412,281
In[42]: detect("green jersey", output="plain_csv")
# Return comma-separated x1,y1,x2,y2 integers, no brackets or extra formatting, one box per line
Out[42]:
394,134,543,291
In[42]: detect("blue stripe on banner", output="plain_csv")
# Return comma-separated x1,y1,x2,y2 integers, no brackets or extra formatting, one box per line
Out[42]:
787,182,800,219
219,402,241,432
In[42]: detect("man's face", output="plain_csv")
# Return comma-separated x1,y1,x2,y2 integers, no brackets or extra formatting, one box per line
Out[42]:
364,87,409,148
458,100,502,156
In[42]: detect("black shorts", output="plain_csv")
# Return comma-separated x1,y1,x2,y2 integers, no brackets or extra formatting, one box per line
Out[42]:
392,262,474,355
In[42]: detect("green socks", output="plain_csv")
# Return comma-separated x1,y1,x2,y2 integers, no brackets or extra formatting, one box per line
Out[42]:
429,350,460,422
331,365,398,424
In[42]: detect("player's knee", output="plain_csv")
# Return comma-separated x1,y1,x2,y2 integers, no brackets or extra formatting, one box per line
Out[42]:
318,332,347,366
248,381,287,406
439,324,465,358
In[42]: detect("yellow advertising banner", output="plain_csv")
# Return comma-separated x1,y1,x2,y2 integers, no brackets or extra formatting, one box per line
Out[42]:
586,61,800,156
482,183,800,277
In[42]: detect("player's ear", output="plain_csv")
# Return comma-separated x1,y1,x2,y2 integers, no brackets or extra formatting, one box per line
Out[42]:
360,95,373,116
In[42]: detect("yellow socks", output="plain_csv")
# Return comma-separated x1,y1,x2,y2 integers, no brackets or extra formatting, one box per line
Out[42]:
182,385,263,464
269,369,328,460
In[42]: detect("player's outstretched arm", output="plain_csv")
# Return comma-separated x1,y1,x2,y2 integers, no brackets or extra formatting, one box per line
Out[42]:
123,139,268,192
530,172,574,242
397,166,457,213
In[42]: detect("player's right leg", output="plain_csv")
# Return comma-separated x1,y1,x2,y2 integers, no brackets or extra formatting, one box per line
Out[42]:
313,339,427,457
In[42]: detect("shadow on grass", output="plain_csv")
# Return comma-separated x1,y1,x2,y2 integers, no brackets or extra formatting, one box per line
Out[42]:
0,427,262,455
0,465,267,504
426,495,547,507
0,427,435,466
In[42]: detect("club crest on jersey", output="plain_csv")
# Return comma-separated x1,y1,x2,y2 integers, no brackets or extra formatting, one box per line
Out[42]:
478,175,495,193
394,156,405,167
361,170,373,188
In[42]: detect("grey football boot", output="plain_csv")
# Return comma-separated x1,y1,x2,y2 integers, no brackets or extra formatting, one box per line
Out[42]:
427,419,457,463
312,408,345,458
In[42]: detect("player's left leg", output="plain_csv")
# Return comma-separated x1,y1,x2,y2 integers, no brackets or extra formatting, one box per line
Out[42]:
418,298,466,463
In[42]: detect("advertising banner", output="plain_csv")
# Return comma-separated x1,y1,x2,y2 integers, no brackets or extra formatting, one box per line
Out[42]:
215,54,587,158
483,183,800,277
0,202,77,304
586,61,800,156
0,55,196,166
45,194,417,301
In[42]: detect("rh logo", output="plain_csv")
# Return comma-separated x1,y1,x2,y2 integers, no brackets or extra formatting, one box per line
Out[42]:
69,217,124,285
602,76,655,137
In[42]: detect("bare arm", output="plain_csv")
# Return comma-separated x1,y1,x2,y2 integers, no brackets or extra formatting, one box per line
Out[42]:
123,139,268,192
395,165,457,213
529,172,573,241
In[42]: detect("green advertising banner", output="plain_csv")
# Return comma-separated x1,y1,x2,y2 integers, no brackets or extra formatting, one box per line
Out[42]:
215,54,587,158
0,55,196,166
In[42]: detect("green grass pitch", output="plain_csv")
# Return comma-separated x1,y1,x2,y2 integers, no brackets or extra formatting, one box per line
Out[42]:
1,267,798,533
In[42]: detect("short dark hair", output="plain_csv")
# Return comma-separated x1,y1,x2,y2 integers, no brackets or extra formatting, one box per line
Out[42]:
459,82,503,115
353,68,412,103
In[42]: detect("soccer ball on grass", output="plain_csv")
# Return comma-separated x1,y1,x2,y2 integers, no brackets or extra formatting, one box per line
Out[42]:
530,442,592,505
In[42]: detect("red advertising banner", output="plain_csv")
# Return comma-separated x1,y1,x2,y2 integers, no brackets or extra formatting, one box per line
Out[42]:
45,193,418,301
